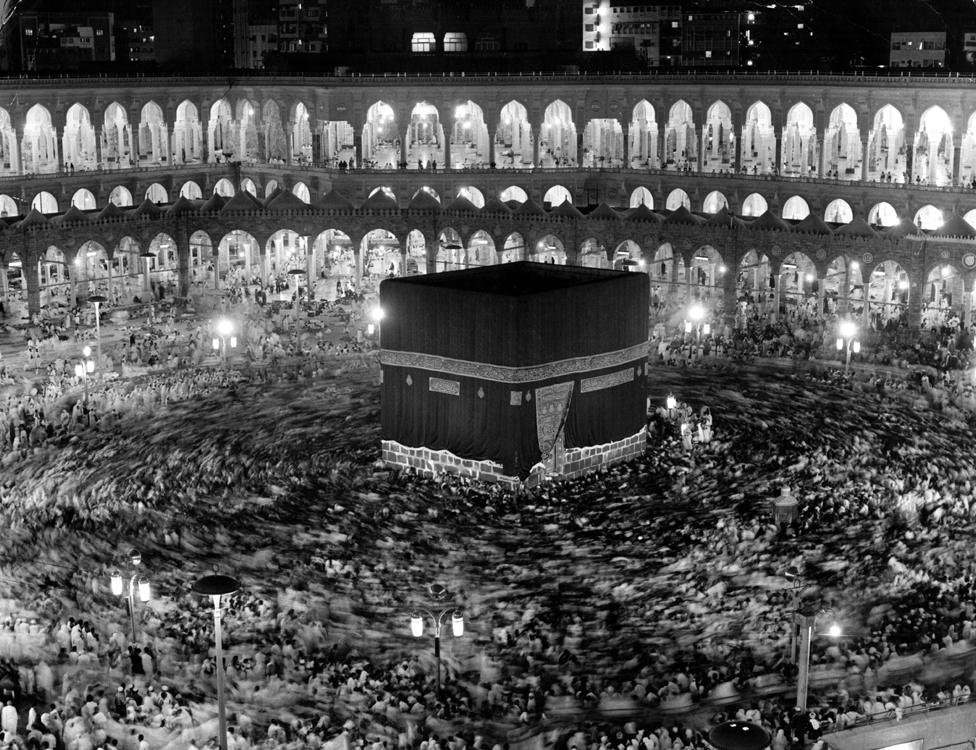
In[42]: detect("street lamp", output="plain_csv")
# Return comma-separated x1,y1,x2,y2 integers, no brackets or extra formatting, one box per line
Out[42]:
684,303,710,338
835,319,860,375
211,317,237,363
288,268,306,317
109,548,150,643
367,305,385,342
88,294,107,378
73,344,94,403
795,603,842,712
409,583,464,695
192,573,240,750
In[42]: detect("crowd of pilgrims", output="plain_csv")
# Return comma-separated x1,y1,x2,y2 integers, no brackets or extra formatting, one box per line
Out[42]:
0,289,974,750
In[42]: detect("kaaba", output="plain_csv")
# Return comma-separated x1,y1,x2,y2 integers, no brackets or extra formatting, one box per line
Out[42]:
379,262,649,483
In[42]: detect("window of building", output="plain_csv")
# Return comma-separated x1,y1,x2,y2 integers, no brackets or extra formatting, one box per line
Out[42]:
443,32,467,52
585,40,594,49
585,23,594,31
411,32,436,52
475,34,499,51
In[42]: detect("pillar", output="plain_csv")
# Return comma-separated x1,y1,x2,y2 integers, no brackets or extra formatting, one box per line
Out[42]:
907,284,923,329
177,239,191,299
964,279,973,328
444,130,452,170
532,129,541,167
622,121,630,167
305,236,316,281
24,245,41,318
486,112,498,167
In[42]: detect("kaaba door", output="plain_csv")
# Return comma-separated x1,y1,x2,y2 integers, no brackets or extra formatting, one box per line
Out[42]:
536,382,574,475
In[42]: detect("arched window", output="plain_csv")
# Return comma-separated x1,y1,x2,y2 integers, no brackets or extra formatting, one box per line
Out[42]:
443,32,467,52
412,32,436,52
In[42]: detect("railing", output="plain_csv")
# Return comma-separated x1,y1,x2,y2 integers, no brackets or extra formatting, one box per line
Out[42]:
2,70,976,89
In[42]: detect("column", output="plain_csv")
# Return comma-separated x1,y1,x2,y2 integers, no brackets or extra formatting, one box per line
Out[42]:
176,239,191,299
24,247,41,318
837,268,850,315
532,129,541,167
305,236,316,281
486,112,498,167
861,138,869,181
964,281,973,329
907,284,923,330
443,127,452,170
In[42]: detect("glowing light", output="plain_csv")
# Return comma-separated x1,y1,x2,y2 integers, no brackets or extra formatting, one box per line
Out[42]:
827,623,842,638
838,320,857,340
688,304,705,322
898,279,910,291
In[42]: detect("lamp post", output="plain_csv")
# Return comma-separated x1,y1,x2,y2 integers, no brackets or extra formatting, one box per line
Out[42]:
684,303,710,340
288,268,306,317
835,319,860,375
192,573,240,750
409,583,464,695
367,305,385,345
795,604,842,712
109,549,150,643
73,345,94,403
211,317,237,364
783,565,804,664
88,294,107,378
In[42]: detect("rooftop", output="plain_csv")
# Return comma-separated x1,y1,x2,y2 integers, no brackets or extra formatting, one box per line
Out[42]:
384,261,631,296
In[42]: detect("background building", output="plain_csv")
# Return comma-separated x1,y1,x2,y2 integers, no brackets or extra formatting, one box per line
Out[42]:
17,11,115,72
152,0,241,71
890,31,947,68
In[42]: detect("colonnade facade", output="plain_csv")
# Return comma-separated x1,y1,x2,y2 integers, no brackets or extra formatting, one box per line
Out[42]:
2,72,976,331
5,202,976,333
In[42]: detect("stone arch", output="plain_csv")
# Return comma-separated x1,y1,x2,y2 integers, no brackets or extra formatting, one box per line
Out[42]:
38,244,72,306
500,185,528,204
208,98,234,162
964,208,976,230
777,251,818,315
451,100,489,169
914,105,953,187
914,204,943,230
824,198,853,224
866,259,910,326
651,242,686,305
579,238,610,269
544,185,572,207
31,190,58,214
188,230,213,275
702,190,727,214
146,232,178,290
867,104,906,183
63,103,97,171
922,262,963,327
360,229,401,283
213,178,235,198
665,188,690,211
823,103,861,181
960,111,976,187
290,101,313,165
311,229,355,292
412,186,440,203
530,234,567,264
322,119,355,168
540,100,577,167
103,101,132,169
582,117,623,168
76,240,110,298
262,100,287,162
71,188,96,211
240,177,258,197
823,255,863,317
741,192,768,217
406,102,444,170
138,101,168,166
690,245,726,301
404,229,427,275
630,186,654,209
868,201,899,227
235,99,260,163
467,229,496,267
701,100,733,174
0,108,18,175
496,100,533,169
629,100,659,169
0,194,18,216
265,229,309,286
437,228,465,272
500,233,526,264
216,230,260,286
265,179,279,198
781,102,818,177
180,181,203,200
369,185,397,203
613,239,644,271
663,100,695,171
362,101,399,169
741,101,775,175
292,181,310,203
174,99,203,164
109,185,133,207
145,182,168,204
782,195,810,221
456,185,485,208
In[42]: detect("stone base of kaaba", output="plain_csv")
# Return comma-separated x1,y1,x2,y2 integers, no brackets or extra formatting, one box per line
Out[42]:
382,428,647,486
